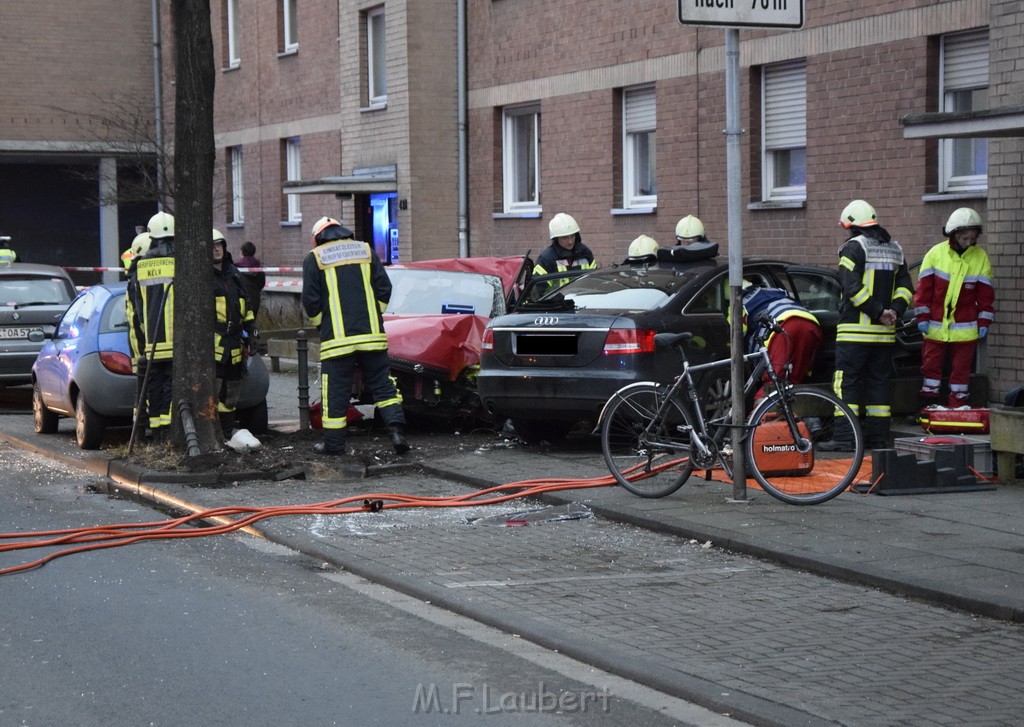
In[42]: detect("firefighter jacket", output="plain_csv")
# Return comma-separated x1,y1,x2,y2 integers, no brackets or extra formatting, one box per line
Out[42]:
836,227,913,345
213,253,255,368
741,286,819,353
126,239,175,362
301,239,392,360
532,240,597,277
914,240,994,343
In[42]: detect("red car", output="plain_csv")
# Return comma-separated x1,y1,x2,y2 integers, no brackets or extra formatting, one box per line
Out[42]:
360,255,531,426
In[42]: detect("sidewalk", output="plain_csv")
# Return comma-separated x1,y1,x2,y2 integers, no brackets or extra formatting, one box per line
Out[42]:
4,367,1024,725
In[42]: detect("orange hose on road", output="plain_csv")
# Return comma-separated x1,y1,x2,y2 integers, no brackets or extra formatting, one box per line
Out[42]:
0,472,624,576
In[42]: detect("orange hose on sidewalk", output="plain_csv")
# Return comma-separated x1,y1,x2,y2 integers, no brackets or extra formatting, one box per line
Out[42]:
0,472,625,576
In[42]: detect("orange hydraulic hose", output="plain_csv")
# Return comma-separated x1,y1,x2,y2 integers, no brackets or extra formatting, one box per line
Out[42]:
0,462,692,576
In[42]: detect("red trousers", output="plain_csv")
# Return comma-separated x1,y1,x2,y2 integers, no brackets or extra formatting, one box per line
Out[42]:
756,316,822,398
920,338,977,407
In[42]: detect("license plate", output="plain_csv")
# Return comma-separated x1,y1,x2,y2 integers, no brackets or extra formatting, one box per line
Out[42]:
0,327,37,339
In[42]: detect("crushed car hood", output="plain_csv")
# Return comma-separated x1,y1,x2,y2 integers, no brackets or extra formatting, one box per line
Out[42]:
397,256,527,297
384,313,487,380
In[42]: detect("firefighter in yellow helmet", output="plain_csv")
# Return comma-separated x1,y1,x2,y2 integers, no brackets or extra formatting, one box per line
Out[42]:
126,212,176,442
121,232,152,271
533,213,597,277
625,234,659,264
819,200,913,451
674,215,708,246
301,216,408,457
0,236,18,264
914,207,994,411
212,229,256,438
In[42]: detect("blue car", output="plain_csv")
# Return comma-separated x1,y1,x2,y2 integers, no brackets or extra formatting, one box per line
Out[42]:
31,283,269,449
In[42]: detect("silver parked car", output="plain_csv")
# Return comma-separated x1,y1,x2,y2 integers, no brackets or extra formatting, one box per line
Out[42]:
0,263,78,386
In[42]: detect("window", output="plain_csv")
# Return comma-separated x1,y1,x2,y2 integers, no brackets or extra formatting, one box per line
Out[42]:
228,146,244,224
282,137,301,223
367,7,386,104
761,60,807,202
940,29,988,193
623,86,657,209
280,0,298,53
225,0,240,68
502,105,540,213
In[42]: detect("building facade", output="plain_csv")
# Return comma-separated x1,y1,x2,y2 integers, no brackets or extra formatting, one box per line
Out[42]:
0,0,157,283
466,0,1023,402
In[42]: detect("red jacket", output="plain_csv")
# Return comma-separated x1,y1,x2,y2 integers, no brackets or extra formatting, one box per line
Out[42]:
913,240,994,343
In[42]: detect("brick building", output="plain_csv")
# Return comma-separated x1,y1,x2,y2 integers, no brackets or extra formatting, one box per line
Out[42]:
466,0,1023,402
0,0,157,283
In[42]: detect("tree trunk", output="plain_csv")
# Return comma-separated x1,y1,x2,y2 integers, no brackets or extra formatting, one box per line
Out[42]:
170,0,220,452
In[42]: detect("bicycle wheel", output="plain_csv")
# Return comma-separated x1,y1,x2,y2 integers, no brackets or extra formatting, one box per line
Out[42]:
745,385,864,505
601,384,694,498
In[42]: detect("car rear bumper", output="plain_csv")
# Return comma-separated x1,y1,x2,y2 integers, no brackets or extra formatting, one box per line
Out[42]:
478,367,646,422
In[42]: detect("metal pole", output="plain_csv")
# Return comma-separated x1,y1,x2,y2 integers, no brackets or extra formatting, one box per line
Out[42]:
724,28,747,501
456,0,469,258
297,330,310,430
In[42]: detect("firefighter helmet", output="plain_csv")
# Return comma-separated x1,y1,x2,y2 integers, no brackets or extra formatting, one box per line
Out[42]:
839,200,878,229
627,235,659,258
212,229,226,248
674,215,705,242
943,207,983,237
147,211,175,239
311,216,353,245
548,213,581,240
130,232,152,258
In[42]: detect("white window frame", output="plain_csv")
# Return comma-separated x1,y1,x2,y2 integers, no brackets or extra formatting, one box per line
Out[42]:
285,137,302,223
761,60,807,202
226,0,240,68
940,29,989,193
502,105,540,214
367,7,387,105
230,146,244,224
281,0,298,53
623,85,657,209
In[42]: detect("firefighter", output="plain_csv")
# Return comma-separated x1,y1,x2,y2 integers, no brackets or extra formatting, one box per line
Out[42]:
533,213,597,277
674,215,710,246
121,232,151,271
624,234,659,264
126,211,176,442
301,217,409,456
0,236,18,264
741,282,823,400
212,229,256,438
914,208,994,412
819,200,914,451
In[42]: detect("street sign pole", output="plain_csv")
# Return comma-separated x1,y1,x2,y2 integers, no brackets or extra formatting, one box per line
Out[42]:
678,0,804,502
724,28,747,502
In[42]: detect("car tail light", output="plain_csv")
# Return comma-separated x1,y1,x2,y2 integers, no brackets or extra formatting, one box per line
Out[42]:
481,327,494,352
603,328,656,355
99,351,134,375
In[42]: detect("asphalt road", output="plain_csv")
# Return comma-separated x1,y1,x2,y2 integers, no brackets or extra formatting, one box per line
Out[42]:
0,440,744,727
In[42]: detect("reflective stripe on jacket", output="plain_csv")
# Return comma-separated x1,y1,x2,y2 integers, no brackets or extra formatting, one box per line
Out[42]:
836,229,913,345
913,240,994,343
126,246,175,361
741,286,819,353
301,240,392,359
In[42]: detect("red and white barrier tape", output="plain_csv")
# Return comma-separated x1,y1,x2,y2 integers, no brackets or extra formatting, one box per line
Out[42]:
63,265,303,274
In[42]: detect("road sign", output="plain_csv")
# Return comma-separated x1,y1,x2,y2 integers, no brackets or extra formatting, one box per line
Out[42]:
678,0,804,29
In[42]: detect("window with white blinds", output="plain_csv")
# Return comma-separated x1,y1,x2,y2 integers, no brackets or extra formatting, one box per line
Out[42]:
762,60,806,202
623,85,657,209
941,29,988,192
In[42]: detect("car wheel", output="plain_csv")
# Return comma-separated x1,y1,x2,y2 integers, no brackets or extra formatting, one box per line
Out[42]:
33,383,59,434
697,372,731,423
236,400,269,435
508,417,573,444
75,395,105,450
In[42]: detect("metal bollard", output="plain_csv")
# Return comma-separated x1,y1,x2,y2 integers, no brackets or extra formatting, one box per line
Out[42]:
297,329,310,430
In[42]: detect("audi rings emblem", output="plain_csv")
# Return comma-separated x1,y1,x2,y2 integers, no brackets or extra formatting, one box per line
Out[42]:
534,316,559,326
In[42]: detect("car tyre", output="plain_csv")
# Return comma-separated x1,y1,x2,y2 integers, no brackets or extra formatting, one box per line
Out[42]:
75,394,105,450
236,399,269,435
33,383,59,434
508,417,573,444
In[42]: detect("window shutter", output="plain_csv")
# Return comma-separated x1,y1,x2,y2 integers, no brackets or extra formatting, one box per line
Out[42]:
624,86,656,132
943,29,989,90
764,61,806,149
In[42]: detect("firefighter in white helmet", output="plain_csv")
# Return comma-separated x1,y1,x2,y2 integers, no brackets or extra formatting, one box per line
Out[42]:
121,232,152,271
914,207,994,412
625,234,659,264
301,216,409,457
533,213,597,277
674,215,708,246
212,229,256,439
819,200,913,451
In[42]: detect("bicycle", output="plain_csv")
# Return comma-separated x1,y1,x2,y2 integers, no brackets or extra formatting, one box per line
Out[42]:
599,328,865,505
